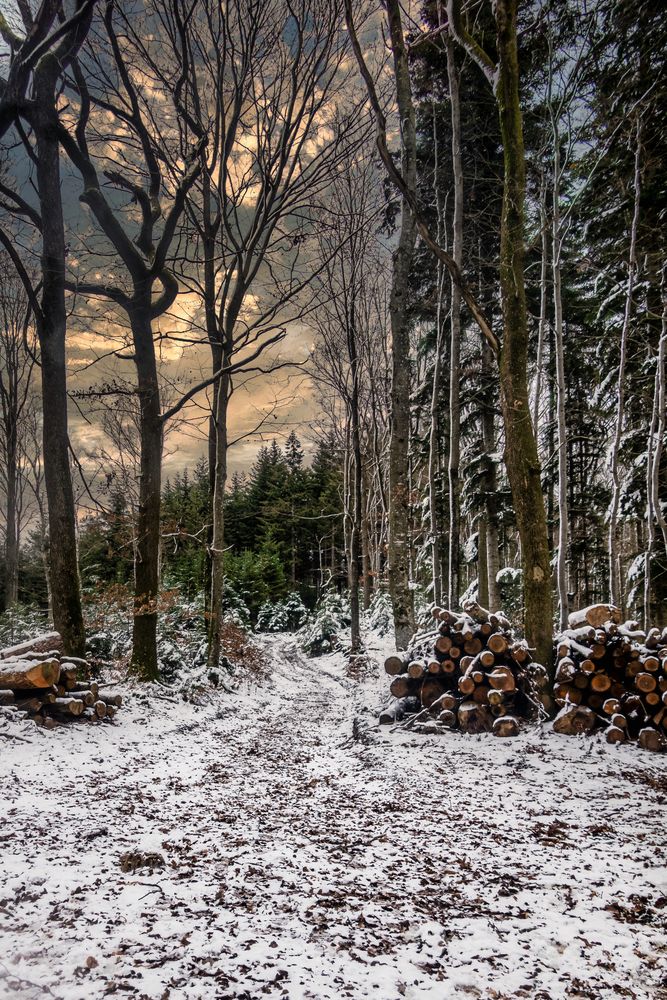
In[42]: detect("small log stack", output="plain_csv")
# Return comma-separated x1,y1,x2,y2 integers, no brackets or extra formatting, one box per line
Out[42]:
381,601,546,737
0,633,122,730
553,604,667,752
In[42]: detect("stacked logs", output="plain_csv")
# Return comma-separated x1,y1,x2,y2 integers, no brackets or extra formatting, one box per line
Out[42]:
381,602,546,737
553,604,667,752
0,633,122,730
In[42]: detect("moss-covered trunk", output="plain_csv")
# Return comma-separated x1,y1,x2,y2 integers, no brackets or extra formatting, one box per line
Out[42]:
386,0,417,649
495,0,553,671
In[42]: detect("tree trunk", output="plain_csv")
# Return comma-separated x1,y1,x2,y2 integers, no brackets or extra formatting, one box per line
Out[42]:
428,100,445,608
478,515,489,608
552,136,570,629
4,423,19,607
532,172,549,439
208,367,230,670
203,172,219,611
446,35,463,610
33,64,85,657
608,119,641,611
130,300,163,680
481,308,500,611
362,504,373,610
645,273,667,624
495,0,553,670
386,0,417,648
348,310,363,652
428,281,445,608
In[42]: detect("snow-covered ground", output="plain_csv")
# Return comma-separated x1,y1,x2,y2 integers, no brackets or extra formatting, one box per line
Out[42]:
1,633,666,1000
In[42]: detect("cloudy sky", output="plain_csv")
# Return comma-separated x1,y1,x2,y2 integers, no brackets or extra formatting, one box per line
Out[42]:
0,0,335,483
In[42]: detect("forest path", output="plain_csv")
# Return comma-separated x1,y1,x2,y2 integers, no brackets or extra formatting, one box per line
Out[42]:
1,634,666,1000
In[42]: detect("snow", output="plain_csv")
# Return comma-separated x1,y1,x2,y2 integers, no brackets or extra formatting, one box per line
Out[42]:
1,632,666,1000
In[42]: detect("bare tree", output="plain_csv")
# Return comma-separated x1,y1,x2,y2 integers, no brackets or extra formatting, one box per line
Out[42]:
309,148,389,650
0,1,95,654
142,0,368,667
644,268,667,624
0,253,37,606
608,118,642,612
56,0,205,677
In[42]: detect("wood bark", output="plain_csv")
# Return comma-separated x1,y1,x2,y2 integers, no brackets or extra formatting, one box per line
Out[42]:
0,658,60,689
644,270,667,623
608,120,642,610
428,100,445,608
481,334,500,610
208,365,231,671
493,0,553,670
129,299,163,679
552,146,570,629
446,35,463,609
548,47,570,630
348,303,363,652
32,55,86,657
532,173,549,438
385,0,417,648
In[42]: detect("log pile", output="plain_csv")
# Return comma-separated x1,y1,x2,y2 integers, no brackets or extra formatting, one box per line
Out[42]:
381,602,546,736
553,604,667,752
0,633,122,730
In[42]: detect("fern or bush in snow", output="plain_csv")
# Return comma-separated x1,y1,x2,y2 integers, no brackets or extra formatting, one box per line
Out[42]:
362,591,393,637
256,592,308,633
297,589,350,656
0,604,49,648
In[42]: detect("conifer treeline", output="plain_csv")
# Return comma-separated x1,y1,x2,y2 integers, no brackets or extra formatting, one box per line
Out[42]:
68,434,344,620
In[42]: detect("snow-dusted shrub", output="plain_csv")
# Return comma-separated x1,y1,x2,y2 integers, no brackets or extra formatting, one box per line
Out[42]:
363,591,393,636
86,632,116,659
460,577,479,606
0,604,49,648
157,593,207,678
221,584,251,628
297,589,350,656
83,584,133,659
256,592,308,633
157,639,186,682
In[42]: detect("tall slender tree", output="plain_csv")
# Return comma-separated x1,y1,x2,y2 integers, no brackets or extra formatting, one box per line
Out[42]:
0,0,95,655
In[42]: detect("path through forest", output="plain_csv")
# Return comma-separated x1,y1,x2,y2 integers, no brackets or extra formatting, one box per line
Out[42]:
1,635,666,999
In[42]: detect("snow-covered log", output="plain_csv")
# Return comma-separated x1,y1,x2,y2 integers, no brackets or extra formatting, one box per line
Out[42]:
567,604,622,629
0,658,61,689
0,633,62,660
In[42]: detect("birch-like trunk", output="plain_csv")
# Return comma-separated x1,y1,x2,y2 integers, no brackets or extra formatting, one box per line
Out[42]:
386,0,417,648
551,136,570,629
532,173,549,439
481,336,501,610
348,317,363,651
446,35,463,609
645,270,667,624
608,120,642,610
428,101,446,607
